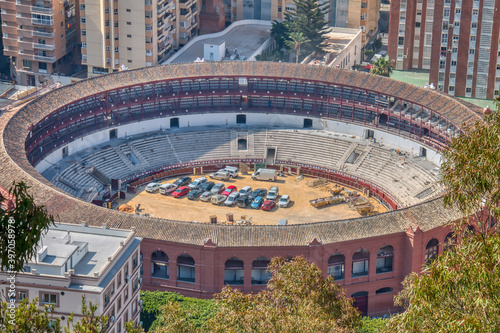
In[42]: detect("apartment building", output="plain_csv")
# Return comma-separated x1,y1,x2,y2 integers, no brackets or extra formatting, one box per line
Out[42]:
82,0,199,76
0,223,142,332
388,0,500,99
0,0,80,86
221,0,379,45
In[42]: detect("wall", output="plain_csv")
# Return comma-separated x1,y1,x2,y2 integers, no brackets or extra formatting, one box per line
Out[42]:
35,112,441,173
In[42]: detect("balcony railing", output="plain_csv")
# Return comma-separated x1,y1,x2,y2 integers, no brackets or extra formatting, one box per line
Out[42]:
32,18,54,26
34,54,56,62
33,43,55,50
33,30,54,38
31,5,53,14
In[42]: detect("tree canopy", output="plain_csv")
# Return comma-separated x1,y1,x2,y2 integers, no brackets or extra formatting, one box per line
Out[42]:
370,58,393,77
0,181,55,272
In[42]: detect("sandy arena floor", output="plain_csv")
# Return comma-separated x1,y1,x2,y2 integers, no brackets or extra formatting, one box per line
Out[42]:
115,174,387,225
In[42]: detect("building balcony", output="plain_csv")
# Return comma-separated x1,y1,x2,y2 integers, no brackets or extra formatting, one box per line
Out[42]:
32,30,54,38
34,54,56,62
32,18,54,26
31,5,53,14
33,43,55,50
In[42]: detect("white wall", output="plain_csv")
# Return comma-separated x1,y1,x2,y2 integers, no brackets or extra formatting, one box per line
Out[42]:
35,112,441,172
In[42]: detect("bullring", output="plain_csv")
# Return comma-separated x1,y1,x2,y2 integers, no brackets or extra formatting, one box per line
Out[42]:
0,61,482,316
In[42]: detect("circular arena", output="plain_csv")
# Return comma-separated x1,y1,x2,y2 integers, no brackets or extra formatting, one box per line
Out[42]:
0,62,482,316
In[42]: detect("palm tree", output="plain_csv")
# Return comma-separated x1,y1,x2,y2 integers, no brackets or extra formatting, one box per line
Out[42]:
370,57,393,77
285,32,310,64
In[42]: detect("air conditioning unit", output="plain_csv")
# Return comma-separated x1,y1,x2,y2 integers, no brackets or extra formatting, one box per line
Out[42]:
139,277,143,285
110,316,116,323
125,275,130,283
138,299,143,307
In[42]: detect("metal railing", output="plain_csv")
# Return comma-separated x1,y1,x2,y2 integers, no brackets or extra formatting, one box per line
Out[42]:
33,43,55,50
31,5,53,14
34,54,56,62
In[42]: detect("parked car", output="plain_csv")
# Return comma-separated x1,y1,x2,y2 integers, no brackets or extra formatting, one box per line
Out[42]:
223,166,239,178
211,194,227,205
266,186,279,200
145,182,161,193
222,185,237,196
278,195,291,208
211,183,226,194
159,183,176,195
173,176,192,187
249,188,267,201
209,170,231,181
238,186,252,197
187,188,204,200
200,191,214,202
237,195,252,208
251,196,265,209
199,181,215,192
172,186,190,198
224,192,240,206
188,177,207,189
261,200,276,211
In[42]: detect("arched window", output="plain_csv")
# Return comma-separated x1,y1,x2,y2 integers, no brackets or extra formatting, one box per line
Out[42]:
177,254,195,283
352,249,370,277
251,257,271,285
443,232,456,252
140,252,143,276
327,254,345,280
425,239,439,264
151,251,169,279
237,138,247,151
224,257,244,285
375,287,393,295
376,245,394,274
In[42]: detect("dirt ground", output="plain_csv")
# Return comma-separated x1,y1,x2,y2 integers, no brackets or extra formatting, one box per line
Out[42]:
115,174,387,226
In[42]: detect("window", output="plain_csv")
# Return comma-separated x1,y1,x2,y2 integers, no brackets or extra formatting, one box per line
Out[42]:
224,257,244,285
375,287,393,294
471,36,476,42
352,249,370,277
473,9,479,15
82,54,87,61
360,14,366,20
441,34,448,43
455,8,461,14
105,20,110,27
376,246,394,273
80,4,85,10
444,8,450,16
327,254,345,280
41,293,57,305
469,49,475,55
451,60,457,66
117,297,122,311
278,6,282,12
472,23,477,28
146,37,152,43
124,287,129,301
114,22,118,27
237,138,247,150
132,277,139,292
152,251,169,279
81,30,86,36
454,21,460,27
146,24,153,31
18,36,23,42
361,1,367,7
22,59,32,68
398,36,404,46
127,21,131,25
106,46,110,52
104,289,111,307
236,114,246,124
251,257,271,285
443,22,448,30
81,17,86,24
117,272,122,287
449,86,454,92
177,254,195,283
82,42,86,49
127,47,132,51
425,238,439,264
106,33,110,39
439,60,446,69
115,47,119,53
126,8,131,12
114,8,118,14
18,291,27,301
105,8,109,14
127,34,132,38
128,60,132,63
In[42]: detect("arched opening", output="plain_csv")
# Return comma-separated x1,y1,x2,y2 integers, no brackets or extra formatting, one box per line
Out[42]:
224,257,244,285
151,251,169,279
170,117,179,128
376,245,394,274
303,118,313,128
237,138,247,151
425,238,439,264
352,249,370,277
251,256,271,285
177,254,195,283
375,287,393,295
327,253,345,280
443,232,456,251
351,291,369,316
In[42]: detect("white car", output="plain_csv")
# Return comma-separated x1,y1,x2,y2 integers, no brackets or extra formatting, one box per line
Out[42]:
145,182,161,193
266,186,279,200
224,192,240,206
189,177,207,189
278,195,290,208
239,186,252,197
159,183,176,195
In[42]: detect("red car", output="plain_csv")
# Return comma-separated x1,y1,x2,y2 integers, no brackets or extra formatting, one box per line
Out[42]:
222,185,237,197
261,200,276,211
172,186,190,198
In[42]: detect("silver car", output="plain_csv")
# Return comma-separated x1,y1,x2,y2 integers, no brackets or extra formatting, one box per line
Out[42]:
224,192,240,206
200,191,214,202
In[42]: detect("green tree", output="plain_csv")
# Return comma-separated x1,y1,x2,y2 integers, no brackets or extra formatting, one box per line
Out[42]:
370,57,393,77
285,32,310,63
205,256,361,333
64,296,108,333
271,20,289,49
0,181,55,272
285,0,330,53
363,49,374,60
372,37,383,51
384,111,500,332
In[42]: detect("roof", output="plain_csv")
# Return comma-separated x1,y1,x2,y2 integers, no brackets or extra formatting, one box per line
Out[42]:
0,62,483,247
